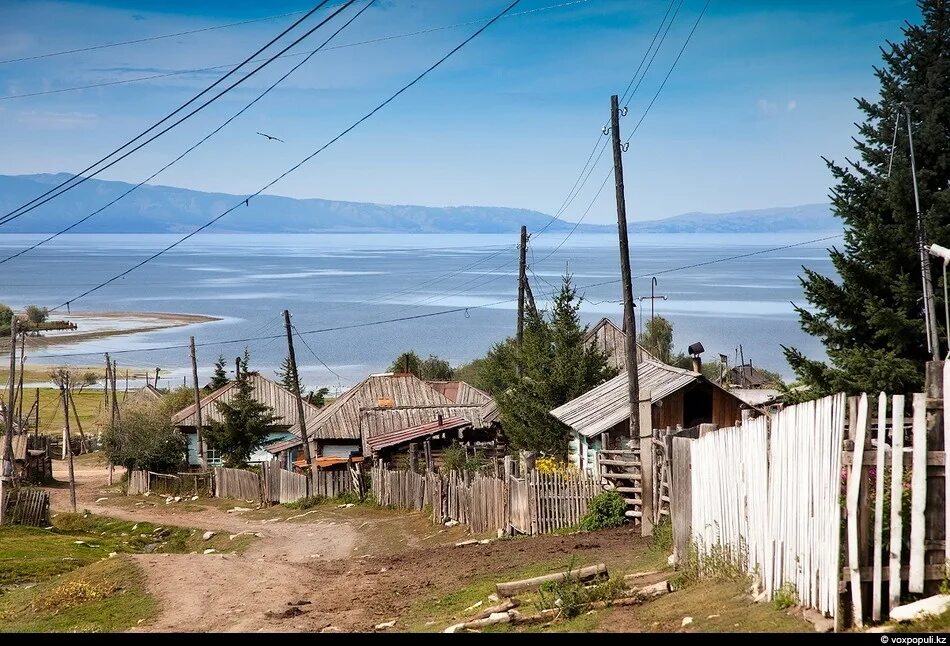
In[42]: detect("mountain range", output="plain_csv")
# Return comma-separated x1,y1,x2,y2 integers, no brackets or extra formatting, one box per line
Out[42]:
0,173,839,235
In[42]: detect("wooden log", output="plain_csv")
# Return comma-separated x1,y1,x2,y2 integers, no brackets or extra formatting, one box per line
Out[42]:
495,563,608,597
470,599,519,621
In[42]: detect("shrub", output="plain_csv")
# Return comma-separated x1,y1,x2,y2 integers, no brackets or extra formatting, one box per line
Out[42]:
578,491,627,531
536,561,624,619
651,518,673,552
773,582,799,610
283,496,324,510
441,441,490,475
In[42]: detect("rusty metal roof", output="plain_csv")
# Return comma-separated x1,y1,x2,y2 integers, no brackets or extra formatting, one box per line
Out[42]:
360,405,485,453
551,359,704,438
303,372,460,440
171,373,320,435
366,416,472,453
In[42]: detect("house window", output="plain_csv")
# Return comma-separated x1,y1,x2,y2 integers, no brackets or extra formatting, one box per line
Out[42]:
205,446,223,467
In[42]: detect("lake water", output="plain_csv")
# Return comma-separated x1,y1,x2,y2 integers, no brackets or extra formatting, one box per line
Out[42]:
0,232,837,390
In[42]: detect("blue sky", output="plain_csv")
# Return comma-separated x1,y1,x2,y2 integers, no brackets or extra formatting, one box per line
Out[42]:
0,0,919,224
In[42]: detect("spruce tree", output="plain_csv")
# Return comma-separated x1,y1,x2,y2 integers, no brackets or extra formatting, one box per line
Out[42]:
784,0,950,396
275,355,303,395
208,355,229,391
204,372,279,467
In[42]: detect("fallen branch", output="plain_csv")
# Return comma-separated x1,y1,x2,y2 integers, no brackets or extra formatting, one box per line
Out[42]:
495,564,608,597
470,598,519,621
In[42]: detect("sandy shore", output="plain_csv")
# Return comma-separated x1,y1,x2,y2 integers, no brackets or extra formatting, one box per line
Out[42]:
4,310,220,352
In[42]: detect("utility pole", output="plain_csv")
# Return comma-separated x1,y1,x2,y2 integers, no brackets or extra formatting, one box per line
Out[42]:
104,354,113,485
637,277,668,333
111,359,119,423
904,103,941,361
611,94,652,536
16,332,25,426
60,373,77,512
516,225,528,369
189,336,206,469
283,310,314,468
1,317,18,524
610,95,641,441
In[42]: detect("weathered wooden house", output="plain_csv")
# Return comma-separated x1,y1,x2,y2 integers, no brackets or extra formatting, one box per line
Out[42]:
171,373,320,467
0,433,52,483
584,317,657,370
551,359,754,475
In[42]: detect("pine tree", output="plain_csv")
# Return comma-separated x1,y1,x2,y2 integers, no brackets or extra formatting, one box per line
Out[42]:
784,0,950,397
204,372,279,467
209,355,229,391
275,355,303,395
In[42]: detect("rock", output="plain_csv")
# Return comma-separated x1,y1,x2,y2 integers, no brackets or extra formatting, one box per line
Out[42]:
681,617,693,627
108,552,118,558
889,595,950,623
802,608,834,633
288,600,312,607
445,520,460,527
202,531,215,541
374,620,396,630
265,607,305,619
174,496,182,502
143,543,160,553
203,548,217,555
320,626,342,633
191,495,199,501
488,593,499,603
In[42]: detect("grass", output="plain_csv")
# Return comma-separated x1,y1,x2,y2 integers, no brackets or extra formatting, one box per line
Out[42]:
14,387,105,436
888,608,950,632
0,557,155,633
0,512,255,585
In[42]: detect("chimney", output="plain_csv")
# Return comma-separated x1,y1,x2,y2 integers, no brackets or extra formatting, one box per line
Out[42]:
687,341,705,374
235,356,241,379
691,356,702,374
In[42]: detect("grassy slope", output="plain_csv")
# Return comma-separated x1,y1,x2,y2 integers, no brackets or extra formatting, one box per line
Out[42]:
8,387,104,436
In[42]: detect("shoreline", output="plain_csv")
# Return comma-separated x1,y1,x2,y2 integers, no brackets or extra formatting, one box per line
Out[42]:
3,310,220,353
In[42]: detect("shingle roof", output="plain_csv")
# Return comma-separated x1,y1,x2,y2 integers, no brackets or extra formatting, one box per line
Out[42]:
550,359,704,438
365,416,472,453
171,373,320,435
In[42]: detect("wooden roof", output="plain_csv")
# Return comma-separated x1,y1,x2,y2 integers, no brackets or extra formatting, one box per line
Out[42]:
550,359,741,438
303,373,460,440
366,416,472,453
360,405,485,453
171,373,320,434
426,381,492,406
584,317,657,370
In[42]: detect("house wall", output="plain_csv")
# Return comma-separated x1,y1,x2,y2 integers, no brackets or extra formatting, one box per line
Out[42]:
712,387,743,428
653,391,684,429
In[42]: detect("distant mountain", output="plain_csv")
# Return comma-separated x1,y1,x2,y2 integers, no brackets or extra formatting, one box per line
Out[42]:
0,173,609,235
0,174,839,235
632,203,838,233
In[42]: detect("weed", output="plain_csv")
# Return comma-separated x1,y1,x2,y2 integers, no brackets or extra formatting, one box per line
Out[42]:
772,583,798,610
578,491,627,532
536,562,624,619
651,519,673,553
283,495,325,510
670,540,751,591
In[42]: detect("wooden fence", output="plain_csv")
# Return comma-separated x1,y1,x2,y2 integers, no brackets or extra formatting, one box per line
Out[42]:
371,466,602,535
1,488,50,526
673,362,950,628
214,467,261,502
312,468,356,498
126,470,213,497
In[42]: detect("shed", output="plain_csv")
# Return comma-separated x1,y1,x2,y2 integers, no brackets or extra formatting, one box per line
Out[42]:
171,373,320,467
584,317,657,371
551,359,754,474
0,434,51,483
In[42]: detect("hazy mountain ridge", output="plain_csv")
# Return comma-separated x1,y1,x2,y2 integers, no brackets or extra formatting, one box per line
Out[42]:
0,174,839,234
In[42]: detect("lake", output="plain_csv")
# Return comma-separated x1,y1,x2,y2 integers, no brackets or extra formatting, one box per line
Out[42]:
0,232,837,390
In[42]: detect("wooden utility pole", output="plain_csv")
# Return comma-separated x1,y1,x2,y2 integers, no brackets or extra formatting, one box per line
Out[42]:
111,359,119,422
1,317,18,524
610,94,641,442
283,310,313,468
16,332,25,426
103,354,111,418
59,373,77,511
34,388,39,437
189,336,206,469
68,388,87,451
516,225,528,361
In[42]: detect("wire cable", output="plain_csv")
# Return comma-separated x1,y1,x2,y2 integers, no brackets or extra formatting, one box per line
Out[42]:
0,0,592,101
45,0,524,313
292,324,345,381
0,8,314,65
0,1,333,226
0,0,373,265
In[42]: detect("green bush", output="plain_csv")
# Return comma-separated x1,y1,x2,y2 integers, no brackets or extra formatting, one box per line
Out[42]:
283,496,324,510
578,491,627,531
536,561,623,619
651,518,673,552
773,582,798,610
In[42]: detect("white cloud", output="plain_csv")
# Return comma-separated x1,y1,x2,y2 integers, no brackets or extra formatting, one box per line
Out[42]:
16,110,98,130
787,100,797,111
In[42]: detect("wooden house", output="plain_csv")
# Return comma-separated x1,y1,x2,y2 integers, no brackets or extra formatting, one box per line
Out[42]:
551,359,754,475
584,317,657,370
0,434,52,483
171,373,320,467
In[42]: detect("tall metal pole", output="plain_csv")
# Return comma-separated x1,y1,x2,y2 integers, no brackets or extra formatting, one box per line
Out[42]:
904,103,941,361
189,336,206,469
516,225,528,375
283,310,314,468
610,95,641,442
1,317,18,523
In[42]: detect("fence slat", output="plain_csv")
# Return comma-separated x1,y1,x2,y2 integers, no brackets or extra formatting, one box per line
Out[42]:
872,393,888,621
889,395,906,610
909,392,927,593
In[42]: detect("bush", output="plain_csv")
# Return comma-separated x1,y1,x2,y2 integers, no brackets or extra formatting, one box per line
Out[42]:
578,491,627,531
651,519,673,552
773,582,798,610
536,561,624,619
441,441,490,475
283,496,324,510
102,400,187,472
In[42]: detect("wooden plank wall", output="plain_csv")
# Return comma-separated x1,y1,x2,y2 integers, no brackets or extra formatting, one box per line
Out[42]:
670,436,692,565
214,467,262,502
312,469,354,498
1,488,50,526
127,469,149,495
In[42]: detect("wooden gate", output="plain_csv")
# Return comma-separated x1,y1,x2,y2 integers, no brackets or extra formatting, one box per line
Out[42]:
508,475,532,534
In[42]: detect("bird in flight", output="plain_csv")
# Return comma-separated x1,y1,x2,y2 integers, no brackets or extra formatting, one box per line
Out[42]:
256,132,285,143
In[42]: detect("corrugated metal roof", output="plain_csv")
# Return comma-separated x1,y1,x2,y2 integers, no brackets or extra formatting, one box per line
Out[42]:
360,405,484,452
171,373,320,435
303,373,459,440
366,416,472,452
584,317,657,370
550,360,701,438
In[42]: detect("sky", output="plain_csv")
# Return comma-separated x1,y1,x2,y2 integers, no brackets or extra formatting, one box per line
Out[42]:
0,0,920,224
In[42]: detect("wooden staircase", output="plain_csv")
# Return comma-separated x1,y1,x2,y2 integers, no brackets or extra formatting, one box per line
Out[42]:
597,449,642,523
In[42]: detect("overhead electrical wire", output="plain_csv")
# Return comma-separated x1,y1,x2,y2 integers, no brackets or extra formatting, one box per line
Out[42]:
0,8,314,65
0,0,373,265
28,233,842,361
292,324,345,382
0,0,593,101
0,0,334,227
44,0,525,313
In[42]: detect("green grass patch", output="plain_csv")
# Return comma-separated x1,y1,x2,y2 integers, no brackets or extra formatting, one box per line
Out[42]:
0,556,155,633
889,608,950,632
0,512,254,585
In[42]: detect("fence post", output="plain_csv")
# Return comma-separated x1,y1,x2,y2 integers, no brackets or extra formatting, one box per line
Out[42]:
925,361,946,588
639,390,654,536
671,437,692,565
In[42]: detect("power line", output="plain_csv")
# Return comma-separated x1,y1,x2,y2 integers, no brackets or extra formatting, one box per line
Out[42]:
0,0,593,101
45,0,524,313
0,8,314,65
0,1,334,227
291,324,344,382
0,0,373,265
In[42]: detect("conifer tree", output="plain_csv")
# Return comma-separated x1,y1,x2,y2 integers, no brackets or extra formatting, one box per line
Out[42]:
784,0,950,396
275,355,304,395
204,372,279,467
209,355,229,391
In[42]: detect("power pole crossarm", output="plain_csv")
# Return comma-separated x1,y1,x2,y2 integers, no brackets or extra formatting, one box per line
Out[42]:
283,310,314,468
